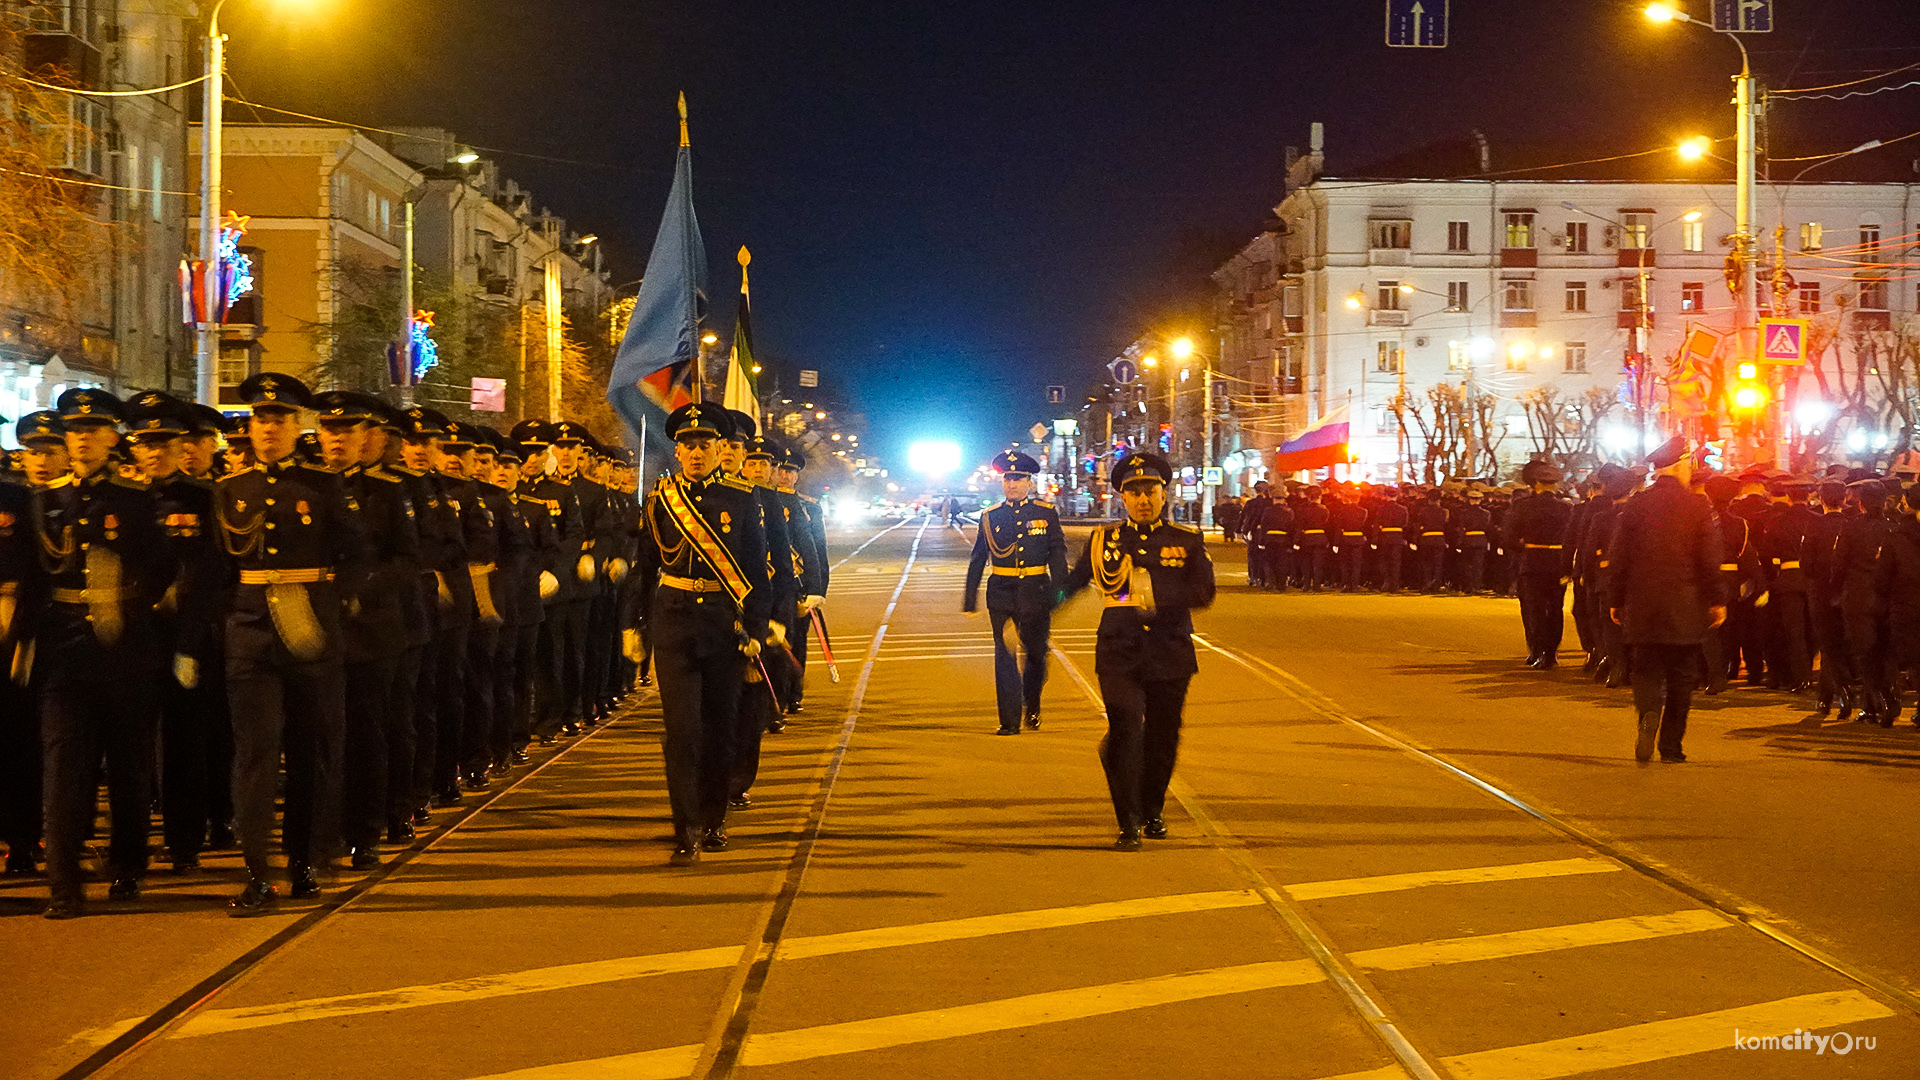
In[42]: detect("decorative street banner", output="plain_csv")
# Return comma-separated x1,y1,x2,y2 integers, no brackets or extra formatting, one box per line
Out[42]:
1759,318,1807,365
471,377,507,412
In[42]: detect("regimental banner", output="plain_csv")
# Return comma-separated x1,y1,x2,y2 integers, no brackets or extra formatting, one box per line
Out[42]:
1760,318,1807,366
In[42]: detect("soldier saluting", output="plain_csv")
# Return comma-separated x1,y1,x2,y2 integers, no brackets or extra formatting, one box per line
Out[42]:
1062,452,1215,850
962,450,1068,735
218,373,366,913
634,403,771,865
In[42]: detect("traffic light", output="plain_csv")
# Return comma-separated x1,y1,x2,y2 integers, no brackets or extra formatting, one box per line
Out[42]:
1732,362,1768,412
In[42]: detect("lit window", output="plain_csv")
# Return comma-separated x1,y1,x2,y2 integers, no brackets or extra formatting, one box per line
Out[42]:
1681,218,1704,252
1375,341,1403,373
150,145,164,222
1621,212,1653,250
1504,212,1534,249
1447,341,1471,372
1565,281,1587,312
1563,342,1587,374
1800,222,1823,250
1564,221,1588,254
1681,282,1705,312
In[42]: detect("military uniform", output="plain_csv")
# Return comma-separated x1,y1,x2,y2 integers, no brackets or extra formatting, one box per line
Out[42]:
0,416,49,876
218,374,367,911
1062,453,1215,848
1452,494,1493,594
729,428,799,805
962,451,1069,734
635,404,771,863
1505,463,1573,667
533,420,598,737
776,445,829,712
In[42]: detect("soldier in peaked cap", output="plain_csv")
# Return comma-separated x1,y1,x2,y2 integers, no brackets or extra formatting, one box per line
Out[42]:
635,402,771,864
126,390,236,871
1606,435,1726,763
728,432,800,809
392,407,463,824
774,444,828,710
1506,459,1574,668
219,372,368,913
181,402,228,480
963,449,1068,735
1061,453,1215,850
534,419,602,739
0,412,58,877
33,387,176,917
1835,478,1898,723
489,430,556,765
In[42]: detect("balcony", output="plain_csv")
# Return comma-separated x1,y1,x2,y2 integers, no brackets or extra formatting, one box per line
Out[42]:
1499,310,1538,328
1368,309,1409,327
1369,247,1410,267
1617,310,1655,329
1500,248,1538,268
1618,248,1656,269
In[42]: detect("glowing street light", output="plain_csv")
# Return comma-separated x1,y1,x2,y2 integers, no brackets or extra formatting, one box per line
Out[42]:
907,441,963,476
1644,2,1681,23
1345,292,1364,310
1170,336,1195,362
1677,135,1712,162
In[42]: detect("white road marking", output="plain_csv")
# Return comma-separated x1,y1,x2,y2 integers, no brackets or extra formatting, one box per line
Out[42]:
145,890,1264,1040
1439,990,1896,1080
1285,857,1620,901
1350,909,1733,971
461,1043,701,1080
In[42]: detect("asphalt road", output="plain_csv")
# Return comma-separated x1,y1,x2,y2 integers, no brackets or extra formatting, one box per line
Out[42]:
3,516,1914,1080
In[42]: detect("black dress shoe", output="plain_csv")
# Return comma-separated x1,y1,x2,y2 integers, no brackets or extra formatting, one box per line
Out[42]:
462,772,490,792
387,822,416,845
487,761,511,778
996,725,1019,736
669,840,701,866
700,828,730,852
509,747,531,765
785,701,803,715
229,878,278,915
559,722,583,737
44,897,83,920
411,805,433,826
107,877,140,901
1537,657,1557,670
1113,829,1143,852
636,674,653,687
207,825,237,850
1660,752,1688,763
289,864,321,899
1024,710,1041,731
537,733,558,746
729,794,753,810
349,847,380,871
435,787,465,808
765,717,786,734
1142,818,1168,840
169,853,200,873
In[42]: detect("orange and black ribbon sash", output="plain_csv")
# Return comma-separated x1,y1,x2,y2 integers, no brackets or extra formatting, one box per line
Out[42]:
657,475,753,607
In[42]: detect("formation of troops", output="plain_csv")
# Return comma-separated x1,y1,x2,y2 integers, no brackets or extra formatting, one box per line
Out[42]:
1,378,832,917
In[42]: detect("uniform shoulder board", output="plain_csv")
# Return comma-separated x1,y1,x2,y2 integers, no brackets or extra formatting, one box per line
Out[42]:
986,500,1005,512
719,474,755,492
1033,499,1055,509
1169,521,1202,536
367,466,403,484
183,475,216,492
799,494,819,505
109,474,150,491
46,475,74,489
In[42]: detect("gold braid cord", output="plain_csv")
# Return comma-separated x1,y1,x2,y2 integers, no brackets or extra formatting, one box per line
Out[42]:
983,505,1020,561
1093,526,1132,598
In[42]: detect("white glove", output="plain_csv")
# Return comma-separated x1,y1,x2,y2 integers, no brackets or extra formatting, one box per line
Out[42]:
607,558,629,584
576,554,596,582
435,572,455,611
621,628,643,662
740,637,762,659
802,594,825,613
538,570,560,600
174,654,199,690
768,620,788,648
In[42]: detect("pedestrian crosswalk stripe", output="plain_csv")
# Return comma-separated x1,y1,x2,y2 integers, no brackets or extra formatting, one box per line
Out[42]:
149,890,1264,1039
736,959,1327,1067
1313,1067,1413,1080
1349,909,1732,971
460,1042,701,1080
1437,990,1895,1080
1285,857,1619,901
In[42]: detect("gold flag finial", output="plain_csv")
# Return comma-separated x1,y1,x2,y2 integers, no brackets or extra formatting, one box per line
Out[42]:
738,246,751,299
678,92,689,147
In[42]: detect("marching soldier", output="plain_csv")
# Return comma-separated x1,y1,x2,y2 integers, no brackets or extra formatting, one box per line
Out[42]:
440,423,502,793
34,388,174,918
1371,489,1409,592
219,373,366,913
731,431,800,808
1241,481,1273,587
1328,489,1368,592
1506,461,1573,668
538,420,599,739
492,431,554,766
124,391,232,872
774,445,828,712
468,428,529,776
1293,486,1331,590
1061,452,1215,850
1452,486,1493,594
394,408,459,823
634,404,771,864
1412,487,1450,593
962,450,1069,735
508,421,565,740
0,413,55,877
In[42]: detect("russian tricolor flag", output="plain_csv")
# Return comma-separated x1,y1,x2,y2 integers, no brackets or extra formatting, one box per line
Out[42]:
1273,405,1351,473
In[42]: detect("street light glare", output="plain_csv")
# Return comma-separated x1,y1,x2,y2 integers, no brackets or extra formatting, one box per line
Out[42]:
1142,354,1158,368
1644,2,1681,23
1398,283,1415,294
700,332,718,345
1677,136,1710,162
907,440,963,476
1683,210,1703,222
1345,293,1364,310
1170,336,1195,361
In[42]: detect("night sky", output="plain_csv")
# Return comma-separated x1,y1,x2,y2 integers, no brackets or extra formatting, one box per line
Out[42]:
222,0,1920,467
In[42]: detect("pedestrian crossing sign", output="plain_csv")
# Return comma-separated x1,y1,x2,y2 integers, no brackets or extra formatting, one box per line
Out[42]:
1759,318,1806,365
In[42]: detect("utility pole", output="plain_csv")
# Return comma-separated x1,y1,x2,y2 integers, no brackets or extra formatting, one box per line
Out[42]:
398,200,416,407
194,2,229,407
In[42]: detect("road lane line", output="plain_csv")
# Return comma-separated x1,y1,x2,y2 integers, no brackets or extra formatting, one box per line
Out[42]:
829,518,910,572
1439,990,1896,1080
463,1043,703,1080
1190,633,1920,1018
1048,645,1447,1080
1285,857,1620,901
735,959,1326,1067
1350,909,1732,971
773,889,1265,962
154,889,1264,1038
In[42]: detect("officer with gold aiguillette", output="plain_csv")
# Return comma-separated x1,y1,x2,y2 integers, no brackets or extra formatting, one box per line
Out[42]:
217,373,367,914
963,450,1068,735
635,403,770,865
1062,452,1215,851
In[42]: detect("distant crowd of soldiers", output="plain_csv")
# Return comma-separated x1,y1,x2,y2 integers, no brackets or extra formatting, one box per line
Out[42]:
1,377,830,917
1213,454,1920,731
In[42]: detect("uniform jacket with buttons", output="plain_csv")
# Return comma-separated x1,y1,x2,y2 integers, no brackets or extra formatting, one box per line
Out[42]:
635,470,771,640
1063,518,1215,679
152,471,230,661
31,469,175,659
962,497,1068,612
1504,492,1573,576
390,466,443,647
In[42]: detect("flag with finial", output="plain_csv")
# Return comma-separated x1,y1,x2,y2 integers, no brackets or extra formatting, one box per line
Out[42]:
608,92,708,446
722,246,759,428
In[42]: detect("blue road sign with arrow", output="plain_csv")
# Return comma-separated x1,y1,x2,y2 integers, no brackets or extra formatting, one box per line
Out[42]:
1387,0,1448,48
1713,0,1772,32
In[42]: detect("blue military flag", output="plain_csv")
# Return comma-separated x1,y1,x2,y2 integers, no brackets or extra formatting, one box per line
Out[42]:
608,93,709,448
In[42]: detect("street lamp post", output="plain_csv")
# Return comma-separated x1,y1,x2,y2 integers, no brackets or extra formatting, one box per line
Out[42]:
194,0,232,407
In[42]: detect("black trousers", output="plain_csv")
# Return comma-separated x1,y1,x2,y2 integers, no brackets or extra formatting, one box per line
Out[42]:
0,674,41,862
1630,644,1699,758
40,611,156,902
495,623,534,761
539,600,589,730
587,589,617,712
411,632,442,808
160,656,229,860
463,621,499,774
1765,590,1812,690
1844,606,1896,717
1338,543,1364,590
227,590,346,878
1813,594,1851,707
1375,545,1404,592
1419,544,1447,591
1262,541,1292,592
432,615,472,792
390,644,424,827
653,589,745,835
1516,573,1567,660
1457,548,1487,594
987,580,1052,729
342,654,395,849
1095,670,1190,830
731,645,793,799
